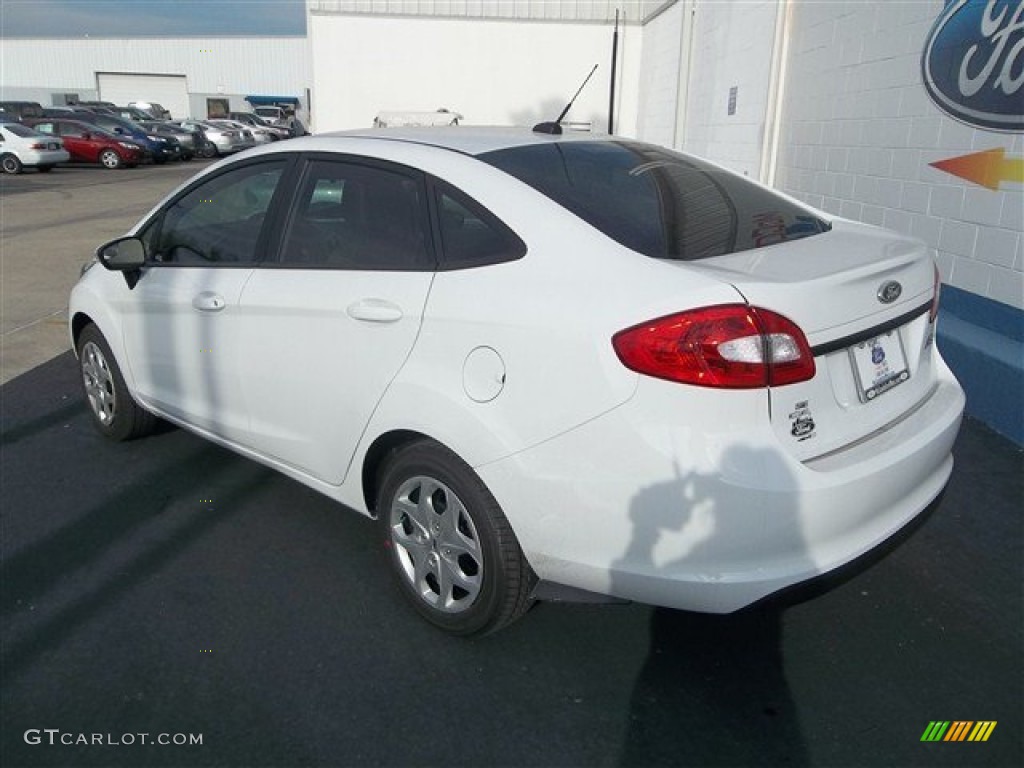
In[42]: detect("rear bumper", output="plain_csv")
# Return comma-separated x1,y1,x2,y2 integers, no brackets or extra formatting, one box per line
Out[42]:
18,148,69,166
478,360,964,613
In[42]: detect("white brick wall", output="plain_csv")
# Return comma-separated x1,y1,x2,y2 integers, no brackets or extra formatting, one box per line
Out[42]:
681,0,780,178
636,0,685,147
774,0,1023,311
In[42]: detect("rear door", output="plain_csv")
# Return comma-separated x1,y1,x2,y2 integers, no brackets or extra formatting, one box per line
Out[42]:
33,121,88,162
236,155,436,484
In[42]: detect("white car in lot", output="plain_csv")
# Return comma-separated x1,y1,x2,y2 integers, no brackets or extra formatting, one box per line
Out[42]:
69,127,964,635
0,122,69,173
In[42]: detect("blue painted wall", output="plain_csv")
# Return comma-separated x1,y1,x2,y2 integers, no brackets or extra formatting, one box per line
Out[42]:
937,285,1024,445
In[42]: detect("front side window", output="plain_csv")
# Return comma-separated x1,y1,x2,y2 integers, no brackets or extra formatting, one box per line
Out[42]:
59,123,86,138
481,141,830,261
278,159,432,270
147,160,287,265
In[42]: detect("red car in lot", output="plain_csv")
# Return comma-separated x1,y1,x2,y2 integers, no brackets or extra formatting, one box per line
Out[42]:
25,118,143,169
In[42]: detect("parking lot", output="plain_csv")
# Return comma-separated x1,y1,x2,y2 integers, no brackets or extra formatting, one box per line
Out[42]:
1,161,214,384
1,166,1022,768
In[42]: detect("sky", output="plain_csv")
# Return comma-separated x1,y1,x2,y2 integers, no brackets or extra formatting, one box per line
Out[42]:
0,0,307,37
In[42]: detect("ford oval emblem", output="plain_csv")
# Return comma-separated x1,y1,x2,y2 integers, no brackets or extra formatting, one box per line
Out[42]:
921,0,1024,131
878,281,903,304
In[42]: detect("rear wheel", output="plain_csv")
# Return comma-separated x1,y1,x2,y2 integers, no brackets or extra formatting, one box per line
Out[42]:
77,324,157,441
378,441,533,636
1,154,23,174
99,149,121,169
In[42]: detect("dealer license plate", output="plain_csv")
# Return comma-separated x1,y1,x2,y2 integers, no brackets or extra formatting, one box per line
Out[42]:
848,330,909,402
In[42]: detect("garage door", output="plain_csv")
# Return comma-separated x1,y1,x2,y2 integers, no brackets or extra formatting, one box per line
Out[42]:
97,73,188,120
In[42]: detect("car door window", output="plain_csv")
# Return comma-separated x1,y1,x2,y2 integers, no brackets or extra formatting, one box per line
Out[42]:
278,159,433,270
434,184,526,269
59,123,86,138
150,160,288,266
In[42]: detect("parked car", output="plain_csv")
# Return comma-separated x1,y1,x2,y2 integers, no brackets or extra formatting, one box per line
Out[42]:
0,100,45,122
252,105,288,126
69,112,172,163
129,101,171,120
41,106,107,118
70,128,965,636
208,118,272,145
25,118,143,169
111,106,157,122
0,122,69,173
138,121,196,159
228,111,291,140
173,119,252,155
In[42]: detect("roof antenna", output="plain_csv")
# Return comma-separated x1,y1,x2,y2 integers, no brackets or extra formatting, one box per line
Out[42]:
533,64,598,135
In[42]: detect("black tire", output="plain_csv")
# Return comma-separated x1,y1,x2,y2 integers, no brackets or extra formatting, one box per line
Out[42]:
153,155,168,165
77,324,157,441
378,440,533,636
1,154,23,174
99,149,121,169
37,165,54,173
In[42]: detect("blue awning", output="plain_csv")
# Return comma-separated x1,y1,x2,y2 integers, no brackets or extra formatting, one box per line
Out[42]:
245,95,299,106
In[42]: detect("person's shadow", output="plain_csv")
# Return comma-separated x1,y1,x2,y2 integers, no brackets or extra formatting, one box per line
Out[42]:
616,447,810,766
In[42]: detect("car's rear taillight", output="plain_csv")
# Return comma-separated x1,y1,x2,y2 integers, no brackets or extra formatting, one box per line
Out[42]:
929,262,942,323
612,305,816,388
28,142,46,150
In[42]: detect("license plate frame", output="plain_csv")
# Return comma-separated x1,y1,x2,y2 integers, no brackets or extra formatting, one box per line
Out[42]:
848,330,910,402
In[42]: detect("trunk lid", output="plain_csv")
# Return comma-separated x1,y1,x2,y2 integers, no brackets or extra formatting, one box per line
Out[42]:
687,220,940,461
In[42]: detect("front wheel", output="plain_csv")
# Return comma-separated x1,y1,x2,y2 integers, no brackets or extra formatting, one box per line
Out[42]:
1,154,23,174
77,324,157,441
99,149,121,169
378,441,533,636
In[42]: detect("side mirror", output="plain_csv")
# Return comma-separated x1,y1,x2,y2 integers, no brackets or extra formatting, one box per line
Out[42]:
97,236,146,271
97,237,146,289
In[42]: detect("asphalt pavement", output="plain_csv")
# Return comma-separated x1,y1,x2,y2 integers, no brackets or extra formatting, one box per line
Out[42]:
1,352,1021,768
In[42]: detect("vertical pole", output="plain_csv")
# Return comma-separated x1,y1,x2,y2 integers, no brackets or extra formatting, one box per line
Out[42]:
608,8,619,135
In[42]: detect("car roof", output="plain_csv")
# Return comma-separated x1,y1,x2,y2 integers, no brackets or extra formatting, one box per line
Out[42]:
315,126,617,157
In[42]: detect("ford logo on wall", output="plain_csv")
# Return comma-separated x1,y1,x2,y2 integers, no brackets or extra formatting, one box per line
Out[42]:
922,0,1024,132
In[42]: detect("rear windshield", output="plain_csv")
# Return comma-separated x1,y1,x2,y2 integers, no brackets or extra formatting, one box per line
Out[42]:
480,141,829,260
4,123,41,138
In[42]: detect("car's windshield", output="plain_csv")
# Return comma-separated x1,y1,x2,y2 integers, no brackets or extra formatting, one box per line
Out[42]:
481,141,830,261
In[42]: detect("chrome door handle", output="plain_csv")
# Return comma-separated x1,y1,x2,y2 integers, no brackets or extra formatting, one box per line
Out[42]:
347,299,403,323
192,292,226,312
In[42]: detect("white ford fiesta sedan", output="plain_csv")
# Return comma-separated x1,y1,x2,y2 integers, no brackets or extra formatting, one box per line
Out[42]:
69,127,965,635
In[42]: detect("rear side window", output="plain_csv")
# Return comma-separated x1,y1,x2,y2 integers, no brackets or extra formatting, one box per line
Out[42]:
278,159,433,271
434,183,525,269
481,141,829,260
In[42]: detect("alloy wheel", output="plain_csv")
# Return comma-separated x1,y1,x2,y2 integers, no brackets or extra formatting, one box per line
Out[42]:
389,476,484,613
81,341,116,425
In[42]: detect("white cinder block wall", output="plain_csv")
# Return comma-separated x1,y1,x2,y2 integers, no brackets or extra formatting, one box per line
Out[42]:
773,0,1023,310
635,0,685,148
310,13,642,135
681,0,780,179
